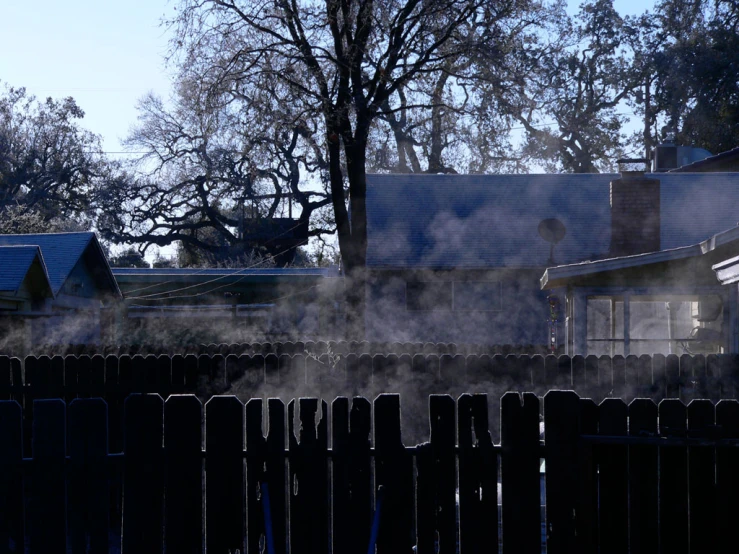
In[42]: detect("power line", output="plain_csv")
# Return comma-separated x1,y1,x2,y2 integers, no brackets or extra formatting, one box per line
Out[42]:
126,241,309,300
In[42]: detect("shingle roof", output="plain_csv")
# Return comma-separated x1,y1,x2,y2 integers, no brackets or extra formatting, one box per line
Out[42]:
0,245,53,296
0,232,119,296
366,173,739,269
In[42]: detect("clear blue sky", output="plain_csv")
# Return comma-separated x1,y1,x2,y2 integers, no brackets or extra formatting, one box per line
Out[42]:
0,0,653,156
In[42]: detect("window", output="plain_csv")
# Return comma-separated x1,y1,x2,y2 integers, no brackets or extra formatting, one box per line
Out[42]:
453,281,502,311
406,281,452,311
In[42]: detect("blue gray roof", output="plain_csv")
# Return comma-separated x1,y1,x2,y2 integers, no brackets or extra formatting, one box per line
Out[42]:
0,246,53,296
366,173,739,268
0,232,119,296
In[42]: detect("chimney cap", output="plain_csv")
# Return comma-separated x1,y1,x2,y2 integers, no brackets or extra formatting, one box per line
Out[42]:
617,158,650,175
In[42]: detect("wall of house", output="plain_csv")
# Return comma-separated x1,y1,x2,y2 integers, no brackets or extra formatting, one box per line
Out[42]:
366,268,551,345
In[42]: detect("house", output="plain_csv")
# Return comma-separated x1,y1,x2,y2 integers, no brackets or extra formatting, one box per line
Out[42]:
0,232,121,351
669,146,739,173
541,225,739,356
112,265,343,344
365,171,739,346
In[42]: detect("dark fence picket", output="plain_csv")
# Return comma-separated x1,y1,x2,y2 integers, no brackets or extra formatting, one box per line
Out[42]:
501,392,540,554
0,401,24,554
0,358,11,401
719,354,739,399
706,354,721,401
652,353,666,402
597,355,612,401
665,354,680,399
624,355,638,402
374,394,414,554
156,355,171,398
170,355,186,394
597,399,628,554
90,355,105,399
716,400,739,552
611,356,625,399
205,396,245,554
78,355,93,399
584,355,599,401
68,398,109,554
245,398,266,554
29,399,66,554
659,399,689,554
429,395,456,554
687,399,716,551
544,390,579,554
577,399,598,554
332,396,372,554
680,354,695,404
266,398,287,554
164,395,203,554
184,354,199,391
122,394,164,554
288,398,329,554
628,399,658,554
415,441,434,554
458,394,497,554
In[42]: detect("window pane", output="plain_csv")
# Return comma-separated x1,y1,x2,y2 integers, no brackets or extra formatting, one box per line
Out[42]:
406,281,452,311
453,281,501,311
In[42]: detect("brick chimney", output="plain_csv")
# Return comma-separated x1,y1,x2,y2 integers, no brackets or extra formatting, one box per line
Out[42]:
609,159,660,257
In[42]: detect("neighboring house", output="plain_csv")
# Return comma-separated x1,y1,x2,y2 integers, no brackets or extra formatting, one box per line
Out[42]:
112,266,343,343
0,246,55,352
669,146,739,173
541,225,739,357
365,171,739,346
0,232,121,351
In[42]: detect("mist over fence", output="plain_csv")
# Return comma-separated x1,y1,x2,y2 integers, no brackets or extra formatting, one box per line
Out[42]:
3,350,739,447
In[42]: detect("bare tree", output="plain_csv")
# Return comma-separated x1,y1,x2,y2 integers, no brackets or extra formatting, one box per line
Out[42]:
98,73,333,266
168,0,513,335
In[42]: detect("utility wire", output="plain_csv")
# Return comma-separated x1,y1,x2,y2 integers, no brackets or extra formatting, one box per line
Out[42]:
121,219,310,296
129,282,321,304
126,239,311,300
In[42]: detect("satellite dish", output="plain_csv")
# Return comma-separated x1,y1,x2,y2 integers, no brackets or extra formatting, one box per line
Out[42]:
538,218,567,265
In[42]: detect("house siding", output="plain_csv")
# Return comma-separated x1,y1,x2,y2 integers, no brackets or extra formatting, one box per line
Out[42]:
366,268,550,345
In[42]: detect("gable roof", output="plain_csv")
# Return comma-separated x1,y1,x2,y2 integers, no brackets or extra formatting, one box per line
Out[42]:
0,245,53,297
366,173,739,269
0,232,121,297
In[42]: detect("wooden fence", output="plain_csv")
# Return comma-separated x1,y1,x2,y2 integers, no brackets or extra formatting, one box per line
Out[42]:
21,340,552,358
1,391,738,554
3,352,739,450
